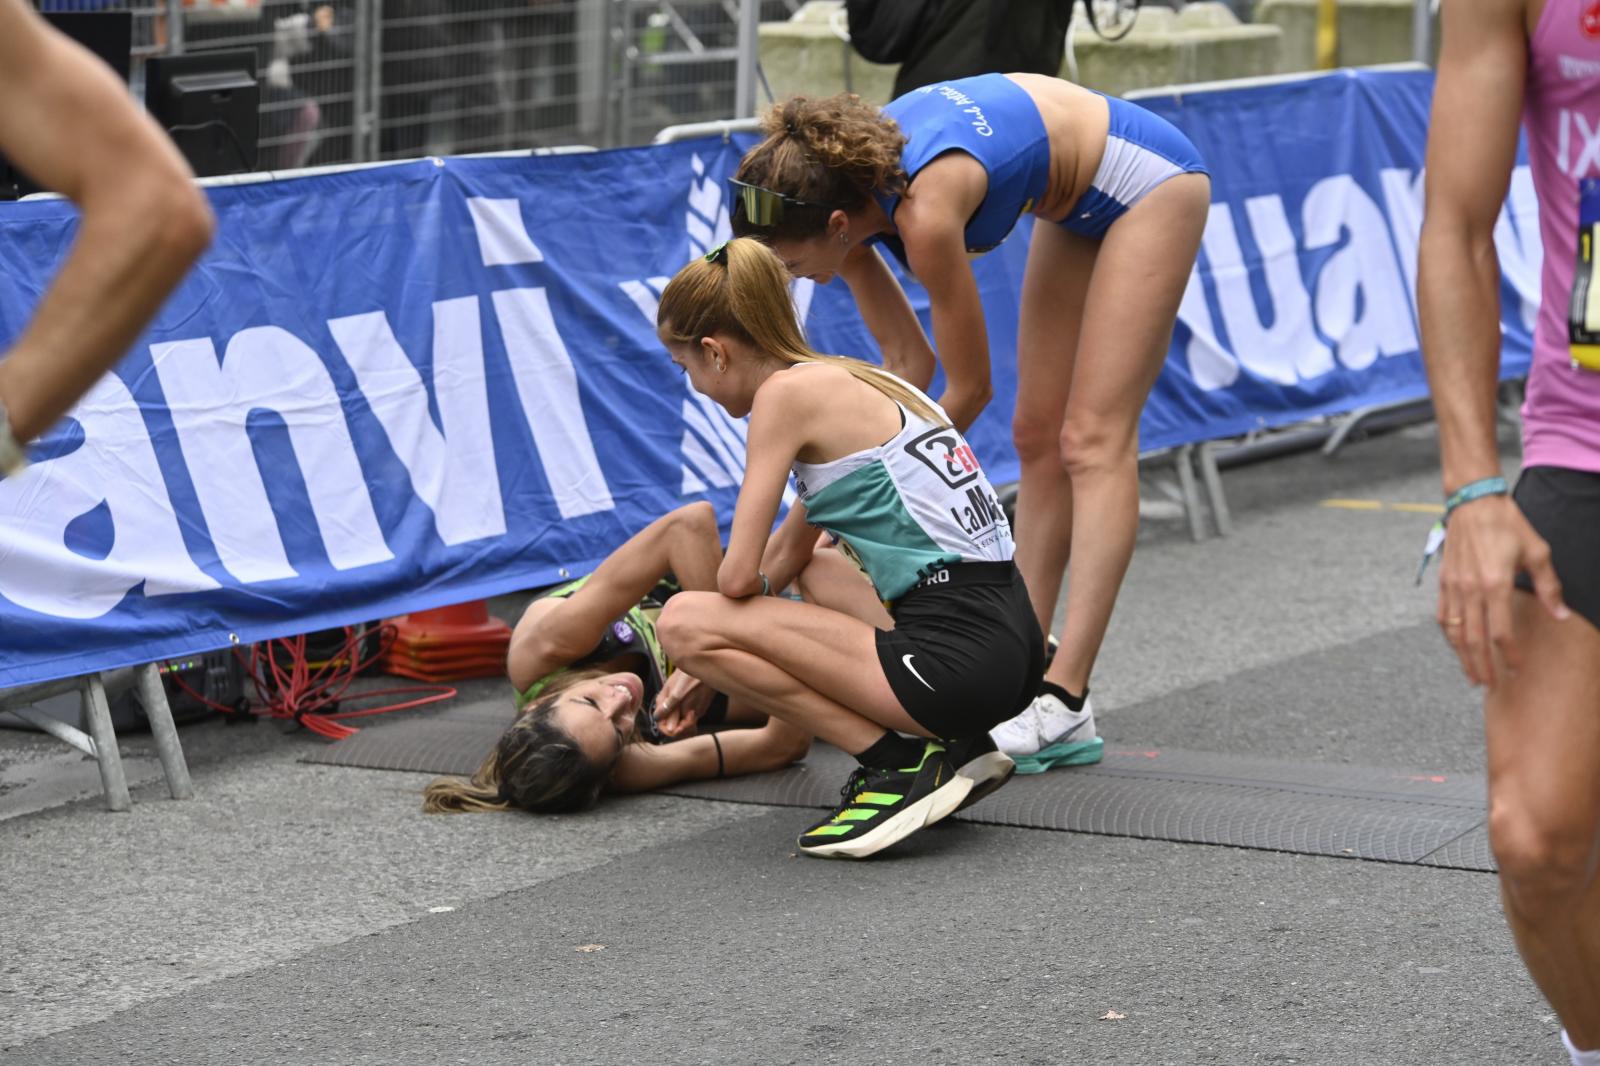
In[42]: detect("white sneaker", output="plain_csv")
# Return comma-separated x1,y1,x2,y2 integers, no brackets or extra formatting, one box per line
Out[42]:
989,701,1045,757
1036,693,1097,748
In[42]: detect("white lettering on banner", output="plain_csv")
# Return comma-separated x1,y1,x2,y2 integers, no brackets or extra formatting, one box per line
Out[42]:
1380,166,1425,307
688,154,731,256
152,328,394,583
492,287,616,518
1199,198,1332,385
1493,166,1543,330
682,391,747,484
1177,265,1238,391
1303,174,1418,370
0,374,219,619
329,298,508,546
680,397,738,494
467,197,545,266
1181,166,1536,390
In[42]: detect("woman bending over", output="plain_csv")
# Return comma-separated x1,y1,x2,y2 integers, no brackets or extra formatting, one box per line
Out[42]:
730,75,1210,763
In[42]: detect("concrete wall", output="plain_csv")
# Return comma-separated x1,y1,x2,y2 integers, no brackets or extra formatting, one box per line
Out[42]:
759,2,1283,104
758,0,1428,107
1254,0,1435,72
1068,4,1282,99
759,2,898,105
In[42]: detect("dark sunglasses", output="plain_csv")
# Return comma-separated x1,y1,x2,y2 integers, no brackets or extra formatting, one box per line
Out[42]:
728,179,834,231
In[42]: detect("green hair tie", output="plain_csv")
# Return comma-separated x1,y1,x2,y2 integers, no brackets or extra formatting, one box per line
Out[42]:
704,241,730,265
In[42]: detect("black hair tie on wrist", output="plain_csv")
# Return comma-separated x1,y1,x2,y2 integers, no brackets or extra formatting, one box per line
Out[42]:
711,732,725,779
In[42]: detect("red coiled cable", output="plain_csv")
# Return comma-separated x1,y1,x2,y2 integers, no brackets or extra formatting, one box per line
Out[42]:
167,623,456,740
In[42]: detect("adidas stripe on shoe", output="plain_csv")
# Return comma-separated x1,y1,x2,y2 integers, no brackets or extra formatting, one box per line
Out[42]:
797,740,973,859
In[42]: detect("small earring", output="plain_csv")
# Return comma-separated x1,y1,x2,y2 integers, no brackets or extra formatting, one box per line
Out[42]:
838,232,848,245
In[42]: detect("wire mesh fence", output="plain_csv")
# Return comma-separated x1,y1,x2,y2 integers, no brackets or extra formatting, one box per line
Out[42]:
38,0,802,168
606,0,797,147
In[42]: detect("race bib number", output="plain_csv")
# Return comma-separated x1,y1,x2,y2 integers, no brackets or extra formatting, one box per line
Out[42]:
1567,178,1600,371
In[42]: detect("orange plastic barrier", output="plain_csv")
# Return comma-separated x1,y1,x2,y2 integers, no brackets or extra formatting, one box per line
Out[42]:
379,601,511,682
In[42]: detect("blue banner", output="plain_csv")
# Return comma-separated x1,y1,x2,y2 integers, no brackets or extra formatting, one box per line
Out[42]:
1133,67,1536,446
0,141,772,686
0,68,1541,688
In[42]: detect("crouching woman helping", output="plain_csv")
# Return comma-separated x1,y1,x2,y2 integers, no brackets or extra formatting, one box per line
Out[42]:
654,238,1042,859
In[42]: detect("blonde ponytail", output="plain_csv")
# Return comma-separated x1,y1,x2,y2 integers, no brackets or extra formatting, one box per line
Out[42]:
658,238,949,427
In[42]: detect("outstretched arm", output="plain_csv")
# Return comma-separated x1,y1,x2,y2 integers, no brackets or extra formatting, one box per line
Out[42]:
607,714,811,793
1418,0,1567,687
0,0,214,443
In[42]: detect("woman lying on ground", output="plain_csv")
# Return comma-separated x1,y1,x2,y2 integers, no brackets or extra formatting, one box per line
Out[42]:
652,237,1043,860
422,502,811,815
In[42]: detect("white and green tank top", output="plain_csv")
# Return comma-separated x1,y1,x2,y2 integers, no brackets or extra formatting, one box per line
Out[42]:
791,389,1014,602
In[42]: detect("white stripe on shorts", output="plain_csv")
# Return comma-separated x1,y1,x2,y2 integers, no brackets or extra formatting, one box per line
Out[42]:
1090,135,1184,214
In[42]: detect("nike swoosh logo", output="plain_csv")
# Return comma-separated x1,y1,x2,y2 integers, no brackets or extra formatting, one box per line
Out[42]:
901,654,935,692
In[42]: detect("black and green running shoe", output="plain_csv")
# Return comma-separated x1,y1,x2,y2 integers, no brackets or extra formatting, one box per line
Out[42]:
945,733,1016,814
796,740,973,860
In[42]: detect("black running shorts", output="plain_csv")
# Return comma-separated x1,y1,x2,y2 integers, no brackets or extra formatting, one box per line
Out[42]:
1513,466,1600,632
874,562,1044,741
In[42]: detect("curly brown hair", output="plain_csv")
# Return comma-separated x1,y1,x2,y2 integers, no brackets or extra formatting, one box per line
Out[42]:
731,93,907,241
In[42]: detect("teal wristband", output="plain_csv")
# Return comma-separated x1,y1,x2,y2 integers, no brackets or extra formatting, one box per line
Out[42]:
1444,476,1509,520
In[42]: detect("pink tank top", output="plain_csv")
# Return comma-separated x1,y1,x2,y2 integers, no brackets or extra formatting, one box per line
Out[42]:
1523,0,1600,472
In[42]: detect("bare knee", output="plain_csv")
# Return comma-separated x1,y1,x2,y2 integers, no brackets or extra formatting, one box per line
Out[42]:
1489,799,1600,912
1013,408,1065,466
656,591,719,664
670,500,718,540
1059,415,1136,480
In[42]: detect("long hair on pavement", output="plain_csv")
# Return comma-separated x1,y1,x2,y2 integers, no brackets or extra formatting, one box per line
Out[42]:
422,669,615,815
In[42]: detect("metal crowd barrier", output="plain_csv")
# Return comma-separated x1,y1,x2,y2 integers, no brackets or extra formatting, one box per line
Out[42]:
74,0,786,166
0,666,193,812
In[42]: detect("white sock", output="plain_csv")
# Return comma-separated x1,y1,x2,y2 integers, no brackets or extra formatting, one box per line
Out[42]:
1562,1029,1600,1066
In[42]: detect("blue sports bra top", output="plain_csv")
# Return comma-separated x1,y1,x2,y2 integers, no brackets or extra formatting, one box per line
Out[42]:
872,73,1052,267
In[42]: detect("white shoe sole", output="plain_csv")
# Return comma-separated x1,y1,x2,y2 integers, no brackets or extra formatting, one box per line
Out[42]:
954,750,1016,812
800,774,975,860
